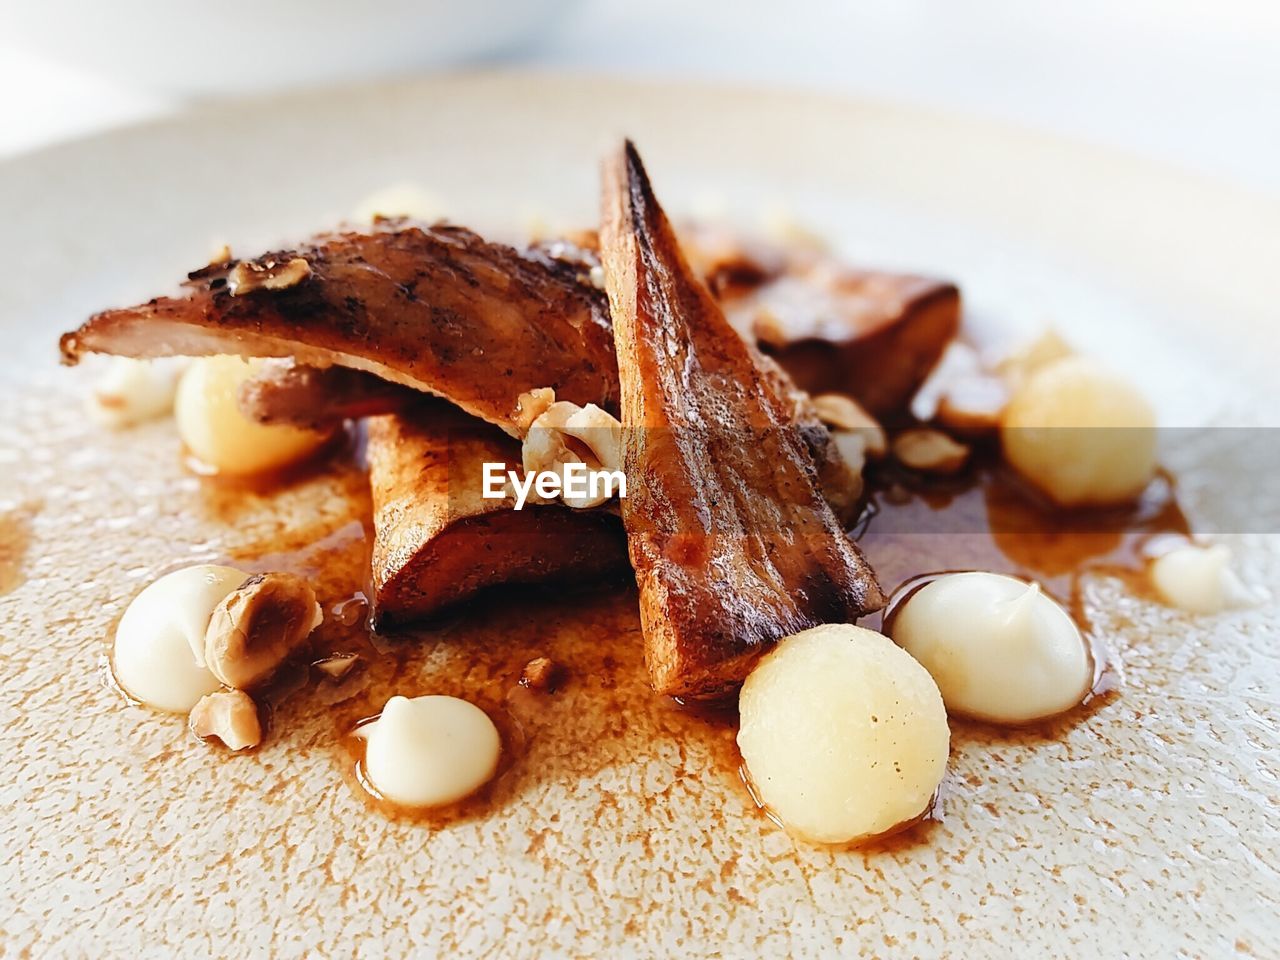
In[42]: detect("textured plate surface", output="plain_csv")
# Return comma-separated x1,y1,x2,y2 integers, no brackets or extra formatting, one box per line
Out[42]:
1,73,1278,958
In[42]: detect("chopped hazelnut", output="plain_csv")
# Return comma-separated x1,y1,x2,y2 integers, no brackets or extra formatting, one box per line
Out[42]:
521,400,624,509
209,244,232,267
519,656,561,692
513,387,557,436
811,393,887,458
313,653,361,682
189,689,262,751
204,572,323,689
227,257,312,296
892,427,970,475
936,376,1008,436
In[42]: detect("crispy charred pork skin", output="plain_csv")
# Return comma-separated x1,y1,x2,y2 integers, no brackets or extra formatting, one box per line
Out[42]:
367,400,629,625
600,141,885,698
59,220,618,437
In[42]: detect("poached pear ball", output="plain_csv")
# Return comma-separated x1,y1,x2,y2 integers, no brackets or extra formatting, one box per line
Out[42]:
737,624,949,844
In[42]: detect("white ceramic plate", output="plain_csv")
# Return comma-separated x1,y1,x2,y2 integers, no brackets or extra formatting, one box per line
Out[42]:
1,73,1277,958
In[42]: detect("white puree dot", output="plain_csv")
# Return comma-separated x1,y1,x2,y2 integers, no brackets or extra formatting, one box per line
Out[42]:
113,564,247,713
88,357,182,428
737,624,949,845
359,695,501,808
891,572,1091,724
1151,543,1251,615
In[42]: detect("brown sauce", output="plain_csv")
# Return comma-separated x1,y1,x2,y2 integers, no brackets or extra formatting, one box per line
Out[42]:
0,500,38,596
860,444,1188,748
192,424,363,519
857,446,1188,616
135,428,1191,843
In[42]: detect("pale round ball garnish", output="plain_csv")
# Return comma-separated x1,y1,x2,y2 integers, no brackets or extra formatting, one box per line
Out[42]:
891,572,1091,724
1150,543,1251,615
359,695,501,808
737,624,949,845
175,356,332,475
113,564,248,713
1000,356,1156,507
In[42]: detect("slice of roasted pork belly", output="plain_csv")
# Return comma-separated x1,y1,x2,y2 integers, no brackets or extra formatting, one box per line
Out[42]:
367,400,629,624
682,222,960,418
600,141,885,698
239,359,416,427
60,220,618,437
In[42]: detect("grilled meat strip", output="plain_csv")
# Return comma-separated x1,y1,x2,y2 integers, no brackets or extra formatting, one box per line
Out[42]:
238,359,417,428
59,220,619,437
680,220,959,417
368,400,629,623
600,141,885,698
719,257,959,418
244,352,862,523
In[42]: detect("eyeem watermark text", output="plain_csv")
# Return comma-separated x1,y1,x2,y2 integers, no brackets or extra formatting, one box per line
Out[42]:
482,462,627,510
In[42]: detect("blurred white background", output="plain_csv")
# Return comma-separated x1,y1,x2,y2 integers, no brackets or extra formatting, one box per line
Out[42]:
1,0,1276,194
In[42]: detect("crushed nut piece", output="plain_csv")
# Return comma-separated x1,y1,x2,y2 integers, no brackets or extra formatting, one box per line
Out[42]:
519,656,561,692
313,653,361,682
227,257,312,296
936,376,1008,435
558,404,623,473
831,431,869,481
892,427,970,475
911,341,982,422
811,393,887,458
204,572,323,689
513,387,557,436
189,689,262,751
521,400,624,509
209,244,232,267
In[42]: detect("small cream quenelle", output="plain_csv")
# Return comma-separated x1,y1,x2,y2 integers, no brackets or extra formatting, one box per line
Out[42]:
891,572,1092,724
1150,543,1252,615
358,695,501,808
87,357,183,428
1000,356,1157,506
737,624,949,845
113,564,248,713
175,356,332,475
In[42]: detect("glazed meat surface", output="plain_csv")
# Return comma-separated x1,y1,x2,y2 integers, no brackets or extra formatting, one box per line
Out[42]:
682,222,959,418
368,400,629,624
60,220,619,437
600,141,885,698
239,359,416,427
